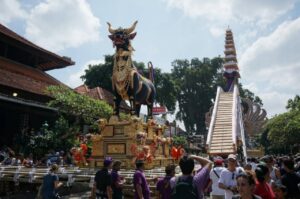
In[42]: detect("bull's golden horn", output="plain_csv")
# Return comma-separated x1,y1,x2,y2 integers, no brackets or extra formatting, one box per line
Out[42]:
125,21,138,34
107,22,116,34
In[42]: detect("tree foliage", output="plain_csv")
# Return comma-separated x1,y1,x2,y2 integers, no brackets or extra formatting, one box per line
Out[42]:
261,95,300,154
286,95,300,111
171,57,225,134
47,85,113,124
81,55,114,92
172,135,188,147
25,118,77,159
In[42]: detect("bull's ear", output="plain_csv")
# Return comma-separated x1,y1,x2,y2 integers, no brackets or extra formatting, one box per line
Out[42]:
108,35,114,40
129,32,136,40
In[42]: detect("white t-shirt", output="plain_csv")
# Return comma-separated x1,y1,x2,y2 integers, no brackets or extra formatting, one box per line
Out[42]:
218,167,244,199
250,162,257,171
210,166,225,196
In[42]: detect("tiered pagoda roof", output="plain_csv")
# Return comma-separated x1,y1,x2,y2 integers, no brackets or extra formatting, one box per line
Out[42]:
223,28,240,75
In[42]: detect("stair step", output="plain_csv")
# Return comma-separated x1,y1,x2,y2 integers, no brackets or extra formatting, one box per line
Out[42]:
215,122,232,125
211,135,232,138
210,142,233,145
215,120,232,123
213,128,232,132
209,149,234,154
215,118,232,121
211,142,233,146
217,111,232,113
212,130,232,133
211,137,232,140
210,145,234,150
210,143,234,147
214,126,232,129
213,130,232,133
212,135,232,138
214,131,232,135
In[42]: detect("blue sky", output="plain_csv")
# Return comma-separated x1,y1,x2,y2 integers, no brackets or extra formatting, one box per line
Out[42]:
1,0,300,119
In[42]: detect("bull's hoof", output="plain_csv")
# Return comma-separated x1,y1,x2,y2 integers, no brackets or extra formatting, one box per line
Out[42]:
109,115,120,124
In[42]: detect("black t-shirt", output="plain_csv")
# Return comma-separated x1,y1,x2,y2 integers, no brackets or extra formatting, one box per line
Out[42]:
281,172,300,198
95,168,112,192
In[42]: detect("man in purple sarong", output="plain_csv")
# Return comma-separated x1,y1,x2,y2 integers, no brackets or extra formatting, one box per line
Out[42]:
133,160,150,199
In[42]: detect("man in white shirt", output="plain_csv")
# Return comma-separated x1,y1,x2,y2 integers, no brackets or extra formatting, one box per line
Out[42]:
210,158,225,199
218,154,244,199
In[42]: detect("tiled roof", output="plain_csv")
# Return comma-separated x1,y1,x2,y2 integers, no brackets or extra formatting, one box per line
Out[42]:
0,23,74,71
0,57,64,96
74,85,130,110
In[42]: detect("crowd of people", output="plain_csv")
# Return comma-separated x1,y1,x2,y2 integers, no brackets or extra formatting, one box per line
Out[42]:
209,154,300,199
0,146,75,168
88,155,212,199
2,146,300,199
87,154,300,199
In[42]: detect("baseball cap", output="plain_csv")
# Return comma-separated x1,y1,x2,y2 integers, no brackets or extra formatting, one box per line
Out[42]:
104,157,113,167
228,154,237,160
214,159,224,166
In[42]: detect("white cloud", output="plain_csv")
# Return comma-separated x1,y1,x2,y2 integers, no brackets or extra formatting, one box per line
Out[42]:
165,0,232,22
0,0,27,24
240,17,300,116
258,91,293,118
165,0,297,26
209,26,224,38
67,59,103,88
25,0,100,52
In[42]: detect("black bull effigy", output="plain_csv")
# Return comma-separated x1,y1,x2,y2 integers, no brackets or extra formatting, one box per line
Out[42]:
107,21,156,118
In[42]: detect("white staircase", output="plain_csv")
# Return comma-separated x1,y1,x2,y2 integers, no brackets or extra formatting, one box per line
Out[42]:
206,86,237,155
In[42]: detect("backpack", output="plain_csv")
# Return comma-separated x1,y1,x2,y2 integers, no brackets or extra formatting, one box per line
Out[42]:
95,169,112,194
171,176,198,199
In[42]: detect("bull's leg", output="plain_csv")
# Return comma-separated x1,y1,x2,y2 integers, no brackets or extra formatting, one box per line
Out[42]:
129,96,136,115
113,93,122,117
147,103,153,119
131,73,141,117
135,104,141,117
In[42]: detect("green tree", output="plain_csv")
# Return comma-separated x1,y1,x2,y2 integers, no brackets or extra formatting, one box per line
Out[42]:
172,135,188,147
171,57,225,134
261,95,300,154
81,55,114,92
265,110,300,153
26,118,78,159
47,85,113,125
286,95,300,111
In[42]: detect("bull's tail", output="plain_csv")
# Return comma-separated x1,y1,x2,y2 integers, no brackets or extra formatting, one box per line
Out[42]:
148,61,155,84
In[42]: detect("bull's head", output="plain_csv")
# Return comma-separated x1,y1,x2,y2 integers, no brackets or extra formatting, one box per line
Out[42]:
107,21,137,51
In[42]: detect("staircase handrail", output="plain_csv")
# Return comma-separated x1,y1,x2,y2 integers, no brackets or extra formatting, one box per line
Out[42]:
232,84,238,148
238,96,248,162
206,86,222,149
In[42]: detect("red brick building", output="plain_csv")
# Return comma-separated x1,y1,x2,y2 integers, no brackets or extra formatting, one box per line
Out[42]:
0,23,74,147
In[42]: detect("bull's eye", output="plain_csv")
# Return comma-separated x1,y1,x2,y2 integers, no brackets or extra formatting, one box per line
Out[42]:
123,56,128,61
